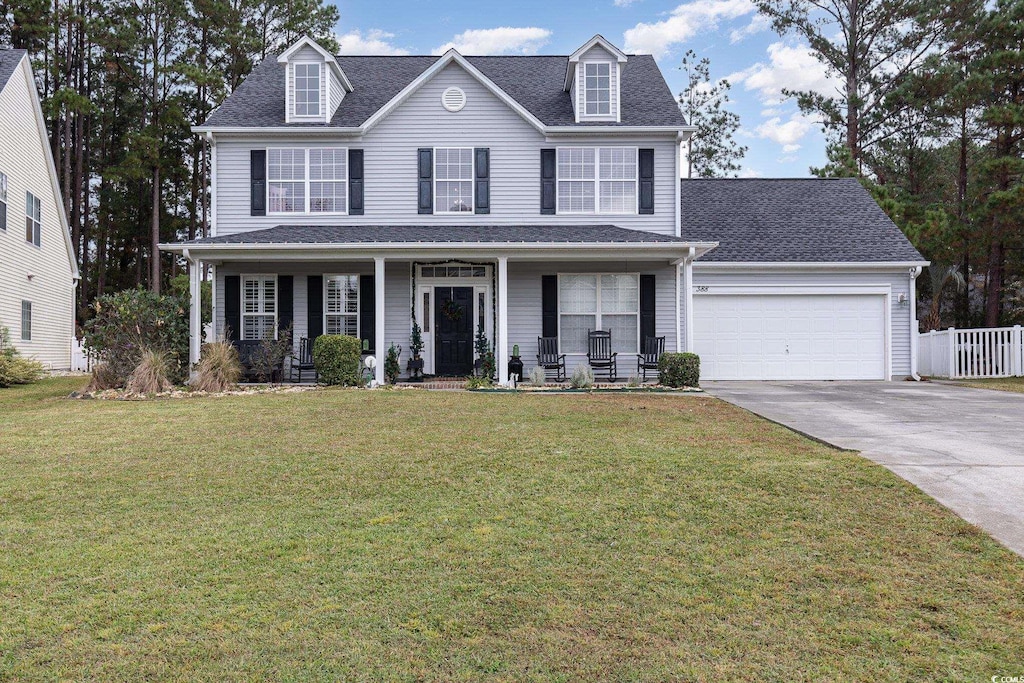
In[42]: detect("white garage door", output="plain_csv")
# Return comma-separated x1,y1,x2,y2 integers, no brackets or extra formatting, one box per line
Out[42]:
694,293,887,380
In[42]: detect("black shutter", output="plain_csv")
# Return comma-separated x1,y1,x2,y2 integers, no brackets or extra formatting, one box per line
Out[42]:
640,274,656,343
474,147,490,214
250,150,266,216
359,274,375,354
349,149,364,215
417,148,433,214
638,148,655,215
540,148,556,215
307,276,323,341
541,275,558,338
224,275,240,342
278,275,293,335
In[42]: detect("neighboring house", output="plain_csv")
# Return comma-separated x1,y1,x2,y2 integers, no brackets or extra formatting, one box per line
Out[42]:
163,34,926,384
0,49,79,369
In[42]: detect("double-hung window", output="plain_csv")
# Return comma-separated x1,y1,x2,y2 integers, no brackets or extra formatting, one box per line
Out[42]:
241,275,277,341
294,63,321,117
25,191,41,246
0,171,8,230
583,62,611,116
325,275,359,336
557,147,636,214
268,148,347,214
434,148,473,213
558,274,639,355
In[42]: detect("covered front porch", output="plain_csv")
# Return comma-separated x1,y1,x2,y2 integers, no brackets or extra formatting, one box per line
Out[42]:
162,225,716,385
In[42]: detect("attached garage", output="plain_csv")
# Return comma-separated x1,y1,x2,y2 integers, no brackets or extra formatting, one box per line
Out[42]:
693,289,889,380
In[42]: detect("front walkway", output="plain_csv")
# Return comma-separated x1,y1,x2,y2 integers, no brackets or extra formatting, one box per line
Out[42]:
703,381,1024,557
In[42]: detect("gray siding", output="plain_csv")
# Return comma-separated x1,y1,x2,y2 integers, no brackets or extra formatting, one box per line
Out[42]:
575,44,619,122
213,62,677,236
691,268,915,378
287,45,328,122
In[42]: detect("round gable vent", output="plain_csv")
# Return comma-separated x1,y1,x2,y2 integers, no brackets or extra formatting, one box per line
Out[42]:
441,86,467,112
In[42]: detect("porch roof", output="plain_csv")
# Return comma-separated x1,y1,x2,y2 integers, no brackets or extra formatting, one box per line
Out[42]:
161,224,717,261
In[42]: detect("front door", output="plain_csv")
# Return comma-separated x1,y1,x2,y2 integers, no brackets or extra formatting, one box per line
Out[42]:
434,286,474,376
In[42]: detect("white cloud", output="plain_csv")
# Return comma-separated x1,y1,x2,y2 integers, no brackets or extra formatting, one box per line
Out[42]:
754,113,814,152
738,167,764,178
729,13,770,43
335,29,409,56
434,27,552,55
623,0,755,58
614,0,641,5
726,41,837,105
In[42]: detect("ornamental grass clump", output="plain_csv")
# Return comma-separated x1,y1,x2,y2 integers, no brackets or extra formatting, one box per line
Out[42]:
85,363,120,392
124,349,173,395
569,365,594,389
192,341,243,392
527,365,546,387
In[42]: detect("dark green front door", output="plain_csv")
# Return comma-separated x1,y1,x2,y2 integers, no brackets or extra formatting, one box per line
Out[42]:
434,286,474,376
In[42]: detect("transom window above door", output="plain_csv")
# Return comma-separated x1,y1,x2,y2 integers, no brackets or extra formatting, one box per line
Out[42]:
268,147,347,214
434,148,474,213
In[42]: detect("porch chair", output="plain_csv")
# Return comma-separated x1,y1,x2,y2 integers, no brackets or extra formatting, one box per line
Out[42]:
289,337,317,383
587,330,617,382
636,335,666,381
536,336,567,382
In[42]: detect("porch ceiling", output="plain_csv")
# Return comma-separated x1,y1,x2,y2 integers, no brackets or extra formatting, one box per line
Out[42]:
160,224,717,262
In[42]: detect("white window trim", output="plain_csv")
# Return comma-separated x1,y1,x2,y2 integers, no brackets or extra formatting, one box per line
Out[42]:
323,274,360,338
25,190,41,247
582,62,612,117
21,300,32,342
556,273,640,356
241,274,278,341
555,146,639,216
433,147,475,215
291,61,323,119
266,146,348,216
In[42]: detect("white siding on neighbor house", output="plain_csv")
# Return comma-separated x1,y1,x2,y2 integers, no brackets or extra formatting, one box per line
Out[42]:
0,57,76,369
690,268,915,378
575,44,619,122
213,62,678,236
328,68,344,118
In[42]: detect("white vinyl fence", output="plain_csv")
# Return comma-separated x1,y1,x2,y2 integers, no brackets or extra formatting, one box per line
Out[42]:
919,326,1024,379
70,337,95,372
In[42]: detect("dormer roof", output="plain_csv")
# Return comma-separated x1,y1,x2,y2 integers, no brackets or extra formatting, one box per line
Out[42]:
564,34,628,92
277,35,353,92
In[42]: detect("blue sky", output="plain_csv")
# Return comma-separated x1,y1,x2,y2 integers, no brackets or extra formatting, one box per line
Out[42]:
332,0,840,178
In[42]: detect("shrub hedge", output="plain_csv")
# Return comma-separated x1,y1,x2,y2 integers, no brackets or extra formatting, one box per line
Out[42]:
658,352,700,388
313,335,363,386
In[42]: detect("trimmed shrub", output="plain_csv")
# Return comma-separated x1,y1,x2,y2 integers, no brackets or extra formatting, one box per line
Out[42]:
192,341,242,392
658,352,700,388
385,344,401,384
0,326,46,388
84,288,189,387
313,334,363,386
125,349,173,395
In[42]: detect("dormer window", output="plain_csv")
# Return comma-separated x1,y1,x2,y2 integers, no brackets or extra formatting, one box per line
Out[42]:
584,63,611,116
294,63,321,117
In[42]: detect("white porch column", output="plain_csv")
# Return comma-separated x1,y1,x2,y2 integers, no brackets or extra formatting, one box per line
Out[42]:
683,248,695,352
374,256,386,386
186,252,202,377
496,256,509,385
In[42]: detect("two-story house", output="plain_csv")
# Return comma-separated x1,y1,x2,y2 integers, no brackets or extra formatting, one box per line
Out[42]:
0,50,79,369
163,35,927,384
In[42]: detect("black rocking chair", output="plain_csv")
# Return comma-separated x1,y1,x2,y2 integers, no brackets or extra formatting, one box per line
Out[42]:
636,335,665,381
587,330,617,382
290,337,317,383
536,336,567,382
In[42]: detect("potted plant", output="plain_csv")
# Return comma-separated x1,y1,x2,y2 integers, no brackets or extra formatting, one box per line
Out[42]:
474,320,495,380
509,343,524,383
407,320,425,381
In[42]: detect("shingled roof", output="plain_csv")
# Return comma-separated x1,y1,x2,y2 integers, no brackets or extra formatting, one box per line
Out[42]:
0,49,26,91
180,224,696,246
202,53,687,129
681,178,926,263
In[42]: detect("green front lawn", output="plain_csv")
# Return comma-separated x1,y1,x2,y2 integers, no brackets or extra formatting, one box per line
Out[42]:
956,376,1024,393
1,378,1022,680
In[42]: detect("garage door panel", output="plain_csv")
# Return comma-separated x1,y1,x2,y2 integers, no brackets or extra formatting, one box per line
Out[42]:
694,293,886,380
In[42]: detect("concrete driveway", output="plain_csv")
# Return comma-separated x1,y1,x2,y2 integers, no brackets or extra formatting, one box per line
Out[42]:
703,381,1024,556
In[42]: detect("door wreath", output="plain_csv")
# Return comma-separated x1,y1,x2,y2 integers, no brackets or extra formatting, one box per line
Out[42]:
441,298,464,322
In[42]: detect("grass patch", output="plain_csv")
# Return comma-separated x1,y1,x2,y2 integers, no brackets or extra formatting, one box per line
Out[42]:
955,376,1024,394
1,377,1023,680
